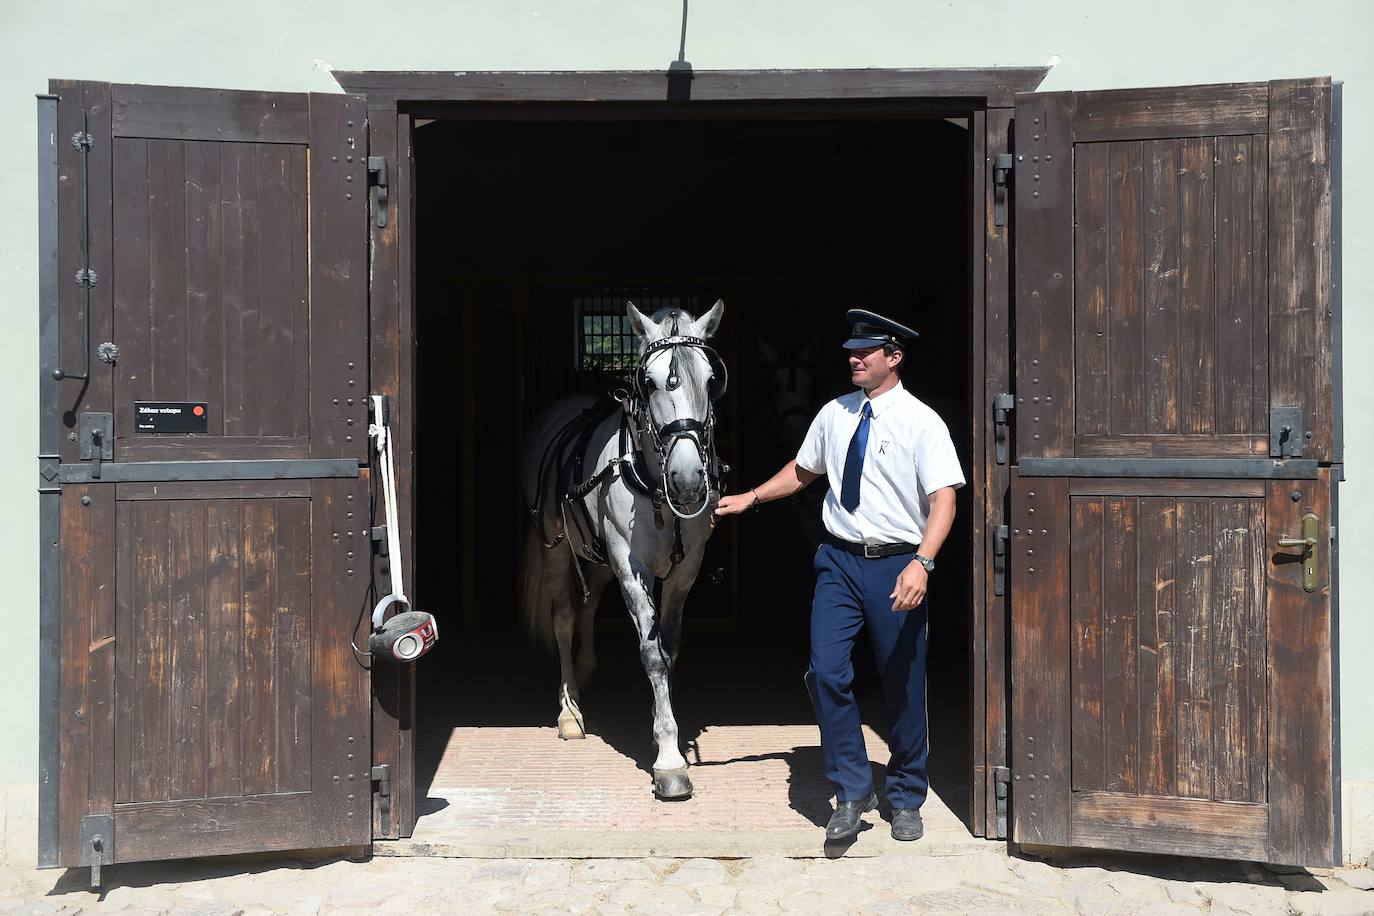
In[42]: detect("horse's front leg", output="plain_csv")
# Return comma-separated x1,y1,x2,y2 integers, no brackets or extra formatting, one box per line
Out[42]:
658,542,707,671
614,555,693,800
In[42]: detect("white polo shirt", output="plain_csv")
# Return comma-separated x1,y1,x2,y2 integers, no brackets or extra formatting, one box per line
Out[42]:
795,381,965,546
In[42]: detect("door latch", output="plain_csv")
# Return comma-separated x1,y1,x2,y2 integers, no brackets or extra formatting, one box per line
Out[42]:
1277,512,1320,593
79,412,113,479
1270,406,1305,458
368,156,389,228
993,394,1015,465
993,154,1014,228
993,766,1011,839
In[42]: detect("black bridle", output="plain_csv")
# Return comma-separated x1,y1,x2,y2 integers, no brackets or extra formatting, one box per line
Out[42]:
625,328,726,519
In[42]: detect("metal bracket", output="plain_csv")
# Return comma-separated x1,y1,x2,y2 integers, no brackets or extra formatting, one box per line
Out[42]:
1270,406,1305,458
371,525,389,557
79,412,113,480
993,393,1015,465
993,524,1009,597
993,766,1011,839
368,156,389,228
81,814,113,888
371,764,392,832
993,153,1014,227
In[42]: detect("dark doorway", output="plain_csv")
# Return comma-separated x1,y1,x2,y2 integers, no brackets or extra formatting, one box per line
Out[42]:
409,113,975,834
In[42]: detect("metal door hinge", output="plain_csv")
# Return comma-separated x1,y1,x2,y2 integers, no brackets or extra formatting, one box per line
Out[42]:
994,525,1009,597
81,814,113,888
993,154,1014,227
371,764,392,831
993,766,1011,839
1270,406,1306,458
993,394,1015,465
368,156,389,228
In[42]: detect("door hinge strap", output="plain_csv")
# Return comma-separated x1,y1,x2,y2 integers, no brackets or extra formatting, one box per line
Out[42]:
993,766,1011,839
993,153,1014,228
993,393,1015,466
993,524,1009,597
368,156,389,228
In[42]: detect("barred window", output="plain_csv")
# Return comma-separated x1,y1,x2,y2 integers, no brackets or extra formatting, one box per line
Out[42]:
574,292,694,373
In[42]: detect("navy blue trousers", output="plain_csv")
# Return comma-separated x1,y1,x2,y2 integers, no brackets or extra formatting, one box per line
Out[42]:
806,543,930,810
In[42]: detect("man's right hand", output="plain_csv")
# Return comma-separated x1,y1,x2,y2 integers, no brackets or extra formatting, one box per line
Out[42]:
712,491,756,522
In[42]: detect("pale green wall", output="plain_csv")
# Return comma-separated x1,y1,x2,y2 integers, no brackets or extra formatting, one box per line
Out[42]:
0,2,1369,792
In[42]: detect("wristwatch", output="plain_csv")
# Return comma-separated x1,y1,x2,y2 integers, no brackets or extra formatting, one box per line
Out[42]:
914,553,936,573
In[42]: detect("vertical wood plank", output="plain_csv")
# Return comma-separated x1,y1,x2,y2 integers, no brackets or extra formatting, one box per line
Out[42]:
256,144,297,437
968,105,988,839
1245,499,1268,803
1175,498,1214,798
275,498,312,793
147,139,188,402
1075,143,1111,436
1108,142,1145,435
113,501,133,806
1267,472,1334,865
1070,497,1105,792
58,485,111,862
1268,78,1333,462
1102,496,1139,792
1015,93,1075,457
290,147,311,439
184,141,225,436
168,502,207,800
205,502,244,798
311,473,373,846
1177,137,1216,435
112,137,151,451
308,94,370,462
241,500,277,796
1010,473,1071,844
1137,497,1177,796
221,142,259,438
54,80,85,465
1248,136,1270,436
1143,139,1181,435
131,502,171,802
1215,136,1259,435
1211,499,1250,801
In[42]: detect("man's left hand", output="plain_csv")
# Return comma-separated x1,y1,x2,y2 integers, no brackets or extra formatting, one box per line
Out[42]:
890,561,928,612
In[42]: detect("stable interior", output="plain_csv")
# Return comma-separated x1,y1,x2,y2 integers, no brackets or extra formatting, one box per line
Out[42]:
406,112,976,845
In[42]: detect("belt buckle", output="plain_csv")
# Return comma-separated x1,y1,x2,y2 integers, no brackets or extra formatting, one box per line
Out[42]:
863,543,881,559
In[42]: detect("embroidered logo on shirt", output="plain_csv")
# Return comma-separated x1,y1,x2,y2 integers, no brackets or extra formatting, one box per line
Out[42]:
878,440,890,455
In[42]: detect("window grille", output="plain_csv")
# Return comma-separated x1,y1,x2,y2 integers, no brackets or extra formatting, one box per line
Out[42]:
574,291,699,374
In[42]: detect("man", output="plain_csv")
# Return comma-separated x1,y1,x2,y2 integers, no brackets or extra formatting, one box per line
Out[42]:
715,309,964,842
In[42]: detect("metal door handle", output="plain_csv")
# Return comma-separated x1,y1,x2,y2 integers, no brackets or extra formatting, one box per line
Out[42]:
1277,512,1320,593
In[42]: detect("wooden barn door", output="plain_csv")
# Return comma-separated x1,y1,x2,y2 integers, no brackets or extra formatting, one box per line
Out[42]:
1009,79,1338,865
42,82,374,869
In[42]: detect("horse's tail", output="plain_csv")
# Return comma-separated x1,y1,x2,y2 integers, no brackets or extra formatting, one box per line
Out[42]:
519,509,557,651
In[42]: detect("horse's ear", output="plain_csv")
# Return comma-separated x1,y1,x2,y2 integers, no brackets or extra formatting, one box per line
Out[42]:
626,300,658,343
757,335,779,365
693,299,725,339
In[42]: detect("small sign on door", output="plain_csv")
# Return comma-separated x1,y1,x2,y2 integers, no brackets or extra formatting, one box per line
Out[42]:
134,401,209,434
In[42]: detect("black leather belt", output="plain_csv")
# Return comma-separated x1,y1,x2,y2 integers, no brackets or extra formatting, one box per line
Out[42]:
824,534,918,559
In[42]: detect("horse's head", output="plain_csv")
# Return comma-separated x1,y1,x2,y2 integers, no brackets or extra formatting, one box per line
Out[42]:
758,336,817,443
626,299,726,511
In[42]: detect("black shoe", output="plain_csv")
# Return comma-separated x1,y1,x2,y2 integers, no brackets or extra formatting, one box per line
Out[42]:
891,807,924,841
825,792,878,840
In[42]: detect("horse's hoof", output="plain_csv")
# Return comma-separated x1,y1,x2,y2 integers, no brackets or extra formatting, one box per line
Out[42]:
557,711,586,740
652,767,693,800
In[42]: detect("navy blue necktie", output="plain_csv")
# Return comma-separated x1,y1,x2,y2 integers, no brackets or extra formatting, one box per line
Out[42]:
840,401,872,513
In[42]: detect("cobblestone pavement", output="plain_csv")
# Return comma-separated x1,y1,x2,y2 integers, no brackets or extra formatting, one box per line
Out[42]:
2,849,1372,915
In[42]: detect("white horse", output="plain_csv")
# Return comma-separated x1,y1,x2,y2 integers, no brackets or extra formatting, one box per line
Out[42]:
520,300,726,799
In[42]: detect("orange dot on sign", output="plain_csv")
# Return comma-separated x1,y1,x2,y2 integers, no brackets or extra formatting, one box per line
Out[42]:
193,405,205,417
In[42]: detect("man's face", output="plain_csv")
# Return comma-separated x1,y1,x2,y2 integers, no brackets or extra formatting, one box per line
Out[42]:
848,344,902,389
